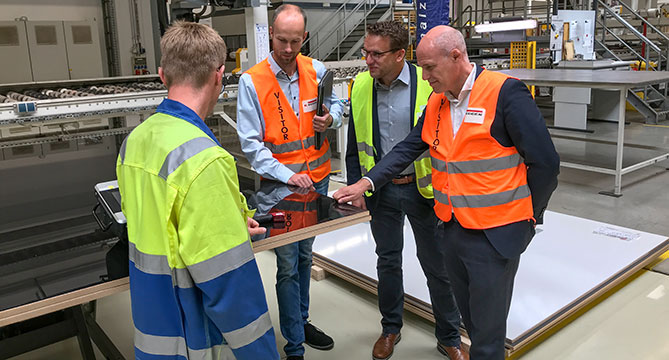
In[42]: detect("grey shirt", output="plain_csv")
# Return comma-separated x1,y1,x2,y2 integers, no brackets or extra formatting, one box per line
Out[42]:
375,61,414,175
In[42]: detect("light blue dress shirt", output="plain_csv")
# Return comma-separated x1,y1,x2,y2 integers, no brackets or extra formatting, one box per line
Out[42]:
375,61,414,175
237,53,344,183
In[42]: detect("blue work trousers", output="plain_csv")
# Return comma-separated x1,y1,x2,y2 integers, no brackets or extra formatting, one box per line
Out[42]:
275,177,329,357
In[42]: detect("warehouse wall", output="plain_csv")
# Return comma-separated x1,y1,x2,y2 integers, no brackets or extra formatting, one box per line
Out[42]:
0,0,158,78
0,0,104,23
0,0,108,77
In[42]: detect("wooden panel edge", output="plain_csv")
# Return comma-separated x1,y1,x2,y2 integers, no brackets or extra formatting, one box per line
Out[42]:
0,278,129,326
252,213,370,253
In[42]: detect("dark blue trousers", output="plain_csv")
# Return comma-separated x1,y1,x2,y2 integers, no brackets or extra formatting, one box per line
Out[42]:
438,219,521,360
368,182,461,346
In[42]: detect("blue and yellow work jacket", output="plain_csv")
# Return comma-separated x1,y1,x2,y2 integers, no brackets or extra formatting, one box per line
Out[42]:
116,99,279,360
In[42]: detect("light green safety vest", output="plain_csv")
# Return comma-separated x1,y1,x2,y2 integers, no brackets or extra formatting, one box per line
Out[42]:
350,63,434,198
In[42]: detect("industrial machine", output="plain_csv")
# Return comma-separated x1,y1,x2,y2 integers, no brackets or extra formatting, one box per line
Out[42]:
550,10,596,63
0,75,237,302
0,59,364,293
0,20,104,83
0,57,364,324
0,74,239,358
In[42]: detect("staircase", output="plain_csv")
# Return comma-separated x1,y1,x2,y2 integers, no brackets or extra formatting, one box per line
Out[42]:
326,6,391,62
595,0,669,123
304,0,392,62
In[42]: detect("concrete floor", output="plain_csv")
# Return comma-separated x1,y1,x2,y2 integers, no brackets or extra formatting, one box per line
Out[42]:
8,116,669,360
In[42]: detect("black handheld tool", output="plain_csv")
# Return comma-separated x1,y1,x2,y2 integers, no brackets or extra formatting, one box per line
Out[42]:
315,70,334,150
253,212,286,229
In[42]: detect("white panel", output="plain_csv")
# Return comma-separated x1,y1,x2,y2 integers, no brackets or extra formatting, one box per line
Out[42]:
26,21,69,81
63,20,103,79
590,89,622,122
553,86,591,104
557,10,596,60
554,102,588,130
312,211,668,343
312,220,431,306
0,21,33,83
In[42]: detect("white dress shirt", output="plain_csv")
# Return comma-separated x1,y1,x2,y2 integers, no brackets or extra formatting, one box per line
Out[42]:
445,63,477,138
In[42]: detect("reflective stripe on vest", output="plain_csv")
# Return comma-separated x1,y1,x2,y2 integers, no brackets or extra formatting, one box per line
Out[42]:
433,188,450,205
450,184,530,208
119,136,128,164
448,153,522,174
356,141,375,158
422,69,533,229
264,135,323,154
282,146,331,174
350,63,433,198
246,54,331,182
159,137,218,180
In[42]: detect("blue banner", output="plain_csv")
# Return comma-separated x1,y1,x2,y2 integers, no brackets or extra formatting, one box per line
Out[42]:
416,0,450,45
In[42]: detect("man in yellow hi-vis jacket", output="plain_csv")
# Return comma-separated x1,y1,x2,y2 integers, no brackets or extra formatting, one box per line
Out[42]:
116,21,279,360
346,21,465,360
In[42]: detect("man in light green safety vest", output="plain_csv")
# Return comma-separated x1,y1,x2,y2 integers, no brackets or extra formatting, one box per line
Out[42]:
116,21,279,360
345,21,467,360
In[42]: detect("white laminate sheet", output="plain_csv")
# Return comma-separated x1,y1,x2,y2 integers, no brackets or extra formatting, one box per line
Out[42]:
312,211,668,344
313,218,432,304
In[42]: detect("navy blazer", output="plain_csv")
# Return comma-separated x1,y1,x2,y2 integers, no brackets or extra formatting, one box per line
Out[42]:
364,65,560,259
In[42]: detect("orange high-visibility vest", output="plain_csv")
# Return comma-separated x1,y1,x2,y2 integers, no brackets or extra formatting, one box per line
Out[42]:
421,70,533,229
246,54,331,182
269,192,320,237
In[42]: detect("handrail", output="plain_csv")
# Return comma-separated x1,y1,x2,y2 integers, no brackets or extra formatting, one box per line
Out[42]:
596,19,645,61
614,0,669,43
307,0,379,59
594,38,622,61
308,0,368,56
597,0,662,54
452,5,473,30
325,0,380,60
304,0,357,51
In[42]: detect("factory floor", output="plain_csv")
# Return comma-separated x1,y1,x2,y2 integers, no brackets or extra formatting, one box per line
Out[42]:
9,115,669,360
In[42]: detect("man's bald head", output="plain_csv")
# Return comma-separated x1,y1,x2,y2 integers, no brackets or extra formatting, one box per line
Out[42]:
270,4,308,71
272,4,307,32
418,26,467,60
416,26,473,96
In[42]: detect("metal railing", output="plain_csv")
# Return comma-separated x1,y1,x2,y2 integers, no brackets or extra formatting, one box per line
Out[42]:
596,0,668,71
452,5,474,31
461,0,552,26
594,38,622,60
615,0,669,71
304,0,380,61
452,0,552,39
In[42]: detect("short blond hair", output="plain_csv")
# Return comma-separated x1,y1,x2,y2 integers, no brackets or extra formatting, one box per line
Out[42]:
160,21,227,89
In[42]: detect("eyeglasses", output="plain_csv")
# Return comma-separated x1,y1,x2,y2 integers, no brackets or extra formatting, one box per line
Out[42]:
361,48,400,60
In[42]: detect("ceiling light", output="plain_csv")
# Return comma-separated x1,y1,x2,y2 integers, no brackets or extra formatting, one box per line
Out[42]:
474,19,537,33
